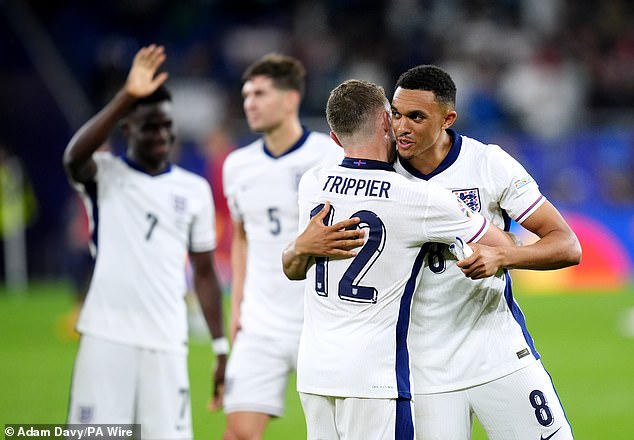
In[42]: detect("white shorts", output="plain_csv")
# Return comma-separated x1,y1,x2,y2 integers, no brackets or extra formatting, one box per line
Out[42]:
299,393,415,440
223,330,299,417
414,360,573,440
68,335,192,440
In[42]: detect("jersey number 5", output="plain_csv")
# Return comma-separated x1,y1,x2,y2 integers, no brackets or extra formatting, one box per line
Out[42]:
267,207,281,236
310,203,386,304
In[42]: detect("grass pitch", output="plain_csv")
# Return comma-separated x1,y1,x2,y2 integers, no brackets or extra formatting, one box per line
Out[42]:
1,281,633,439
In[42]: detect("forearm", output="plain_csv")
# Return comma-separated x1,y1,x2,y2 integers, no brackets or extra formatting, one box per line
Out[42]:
282,240,311,280
229,231,247,310
503,200,582,270
228,224,247,340
63,89,136,179
230,240,246,297
229,278,244,324
193,265,225,340
500,230,581,270
191,252,228,408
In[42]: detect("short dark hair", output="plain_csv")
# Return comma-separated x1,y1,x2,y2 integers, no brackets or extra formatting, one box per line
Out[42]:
242,53,306,96
130,85,172,111
326,79,387,136
395,65,456,108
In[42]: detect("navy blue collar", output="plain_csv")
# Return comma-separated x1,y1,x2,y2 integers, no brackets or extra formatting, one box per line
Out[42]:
262,126,310,159
340,157,395,171
398,128,462,180
123,155,173,176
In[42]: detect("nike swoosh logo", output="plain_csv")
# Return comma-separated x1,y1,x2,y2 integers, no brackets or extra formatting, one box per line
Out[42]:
540,426,561,440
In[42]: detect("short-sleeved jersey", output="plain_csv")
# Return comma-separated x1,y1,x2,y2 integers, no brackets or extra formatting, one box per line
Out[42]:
222,129,343,339
394,129,546,393
72,152,216,354
296,158,490,399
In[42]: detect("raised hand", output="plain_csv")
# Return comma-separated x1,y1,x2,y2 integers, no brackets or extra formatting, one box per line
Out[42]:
125,44,169,98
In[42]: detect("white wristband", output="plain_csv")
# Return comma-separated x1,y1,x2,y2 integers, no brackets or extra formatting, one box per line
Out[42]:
211,337,229,356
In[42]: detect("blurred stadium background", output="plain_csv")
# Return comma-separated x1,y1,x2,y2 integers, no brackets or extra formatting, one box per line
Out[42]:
1,0,632,438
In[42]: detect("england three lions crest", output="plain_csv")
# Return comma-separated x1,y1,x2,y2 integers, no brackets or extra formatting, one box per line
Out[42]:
452,188,481,212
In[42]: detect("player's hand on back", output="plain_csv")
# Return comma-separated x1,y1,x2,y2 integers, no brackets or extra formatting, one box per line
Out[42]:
295,201,365,260
125,44,169,98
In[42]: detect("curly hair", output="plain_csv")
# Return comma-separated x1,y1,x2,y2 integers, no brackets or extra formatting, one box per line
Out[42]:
395,65,456,109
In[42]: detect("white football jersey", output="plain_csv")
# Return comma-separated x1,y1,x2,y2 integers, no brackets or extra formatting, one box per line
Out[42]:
394,129,546,393
296,158,490,399
222,130,343,339
73,152,216,353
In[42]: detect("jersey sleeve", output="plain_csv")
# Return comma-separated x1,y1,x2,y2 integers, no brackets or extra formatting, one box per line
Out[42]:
488,146,545,224
189,179,216,252
90,151,115,181
221,153,243,222
71,150,115,195
423,183,489,245
296,168,319,233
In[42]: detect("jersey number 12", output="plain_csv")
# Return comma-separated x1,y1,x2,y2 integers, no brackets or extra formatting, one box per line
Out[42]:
310,203,385,304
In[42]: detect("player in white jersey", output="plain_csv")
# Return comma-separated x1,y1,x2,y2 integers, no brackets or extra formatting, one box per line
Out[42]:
63,45,227,440
282,79,514,440
391,65,580,440
221,53,342,439
394,132,547,392
283,66,582,440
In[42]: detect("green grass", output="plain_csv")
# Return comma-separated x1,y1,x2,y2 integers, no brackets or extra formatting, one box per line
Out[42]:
1,281,633,439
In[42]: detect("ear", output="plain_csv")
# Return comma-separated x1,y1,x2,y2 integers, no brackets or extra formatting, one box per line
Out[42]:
381,110,392,134
442,110,458,129
285,89,301,112
329,131,343,148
